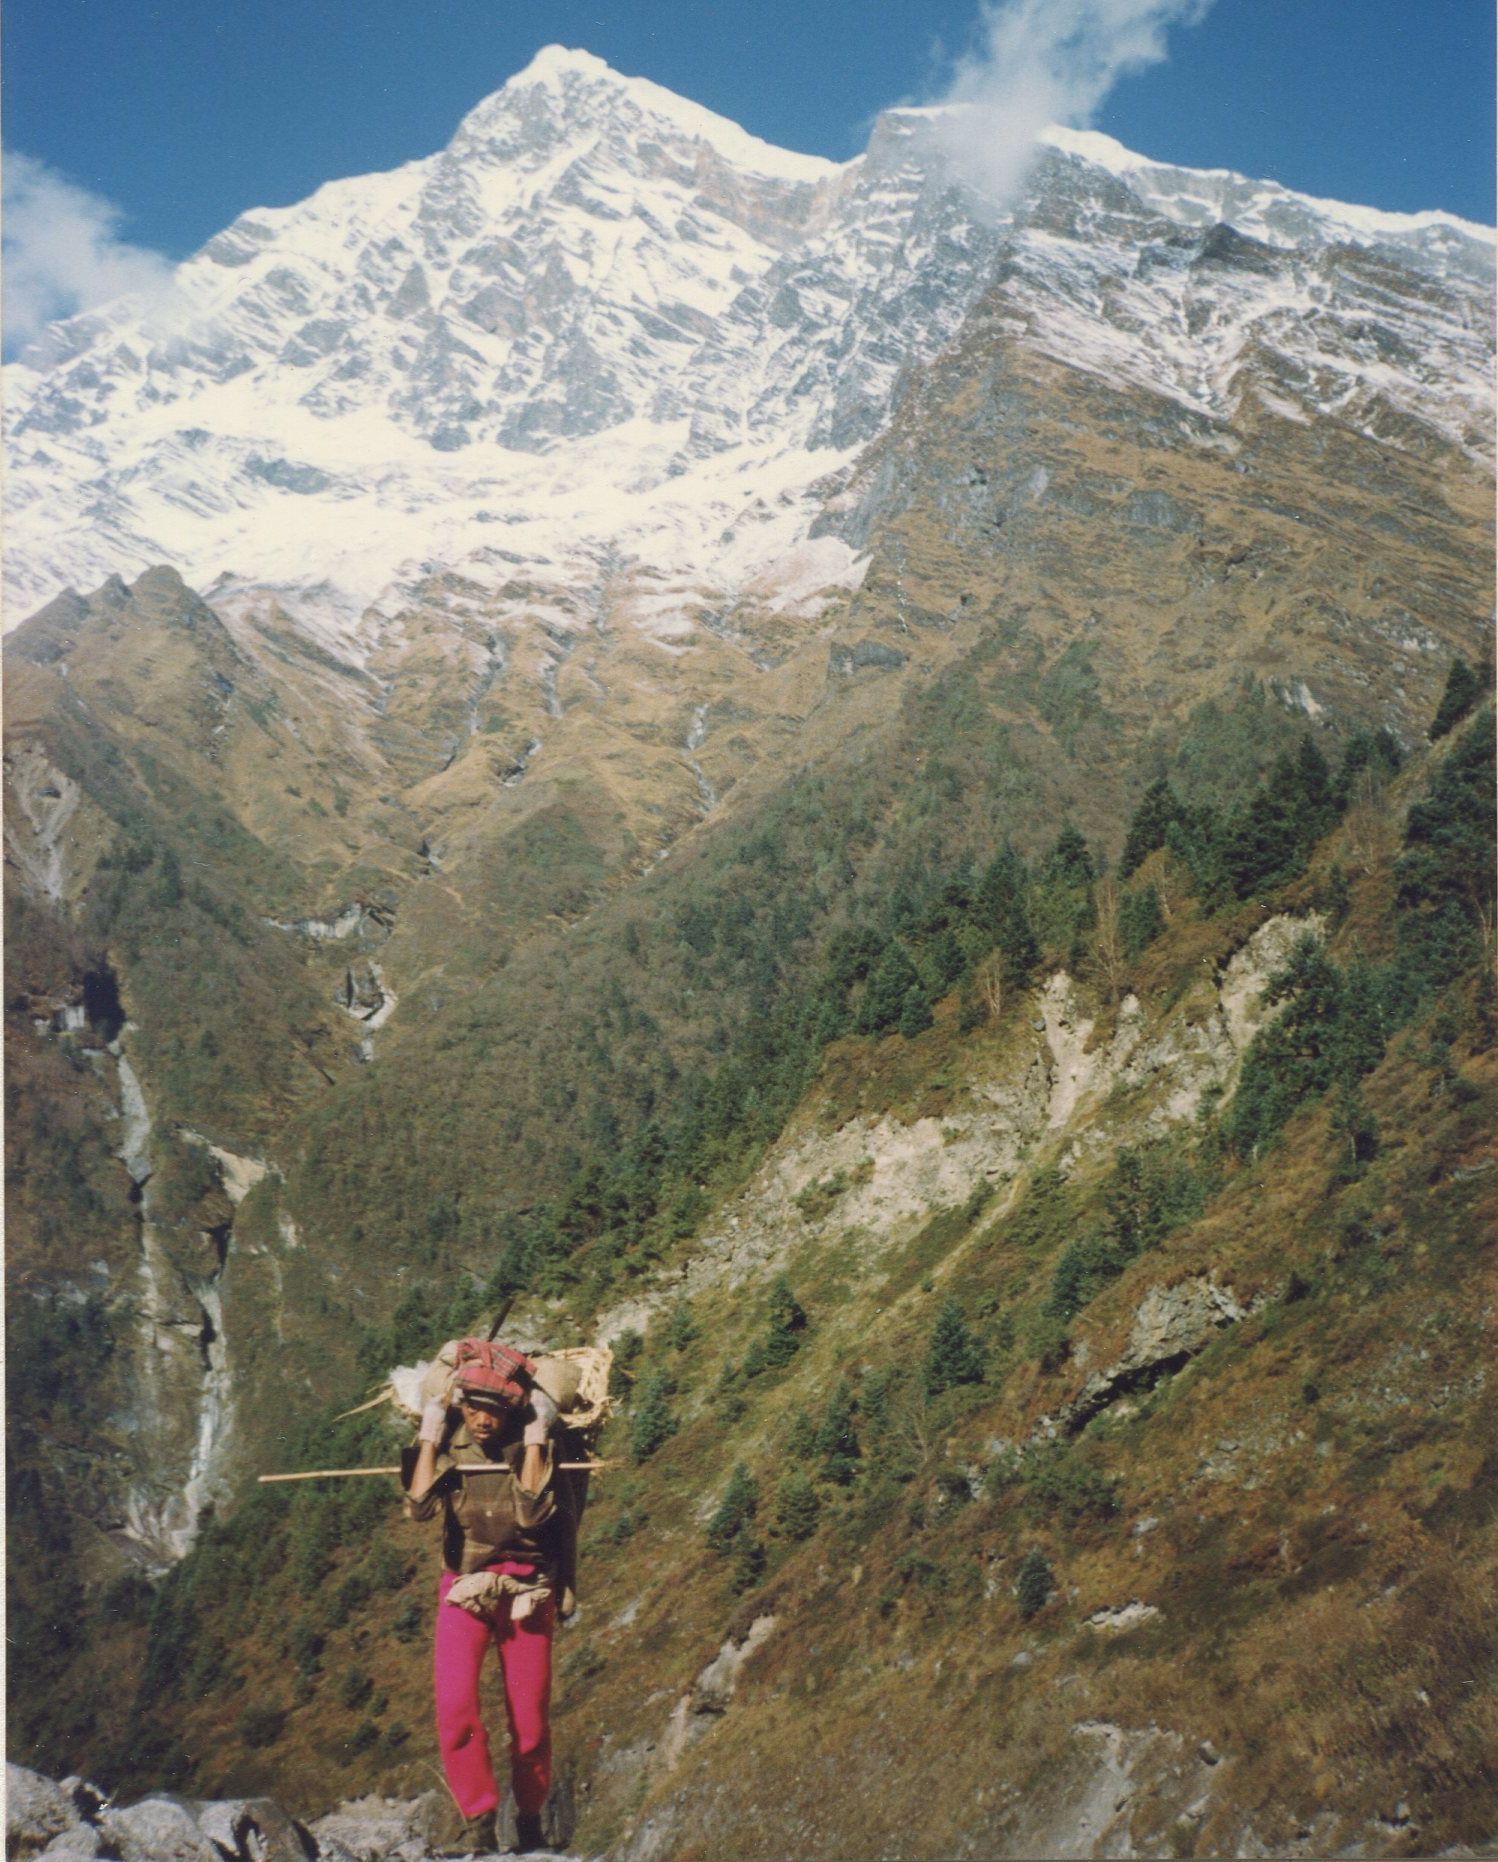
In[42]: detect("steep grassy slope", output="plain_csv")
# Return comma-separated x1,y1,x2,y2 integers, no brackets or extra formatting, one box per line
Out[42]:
15,705,1493,1857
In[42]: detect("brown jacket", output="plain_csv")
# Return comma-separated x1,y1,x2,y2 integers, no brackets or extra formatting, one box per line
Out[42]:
402,1424,581,1606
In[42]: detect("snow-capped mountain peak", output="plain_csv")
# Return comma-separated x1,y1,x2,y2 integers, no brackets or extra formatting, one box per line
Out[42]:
454,43,840,185
4,52,1491,641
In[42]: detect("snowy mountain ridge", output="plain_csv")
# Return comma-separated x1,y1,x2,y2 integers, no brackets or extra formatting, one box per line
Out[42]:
4,45,1492,647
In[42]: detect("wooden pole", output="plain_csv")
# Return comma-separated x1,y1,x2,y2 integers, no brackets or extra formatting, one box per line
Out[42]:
257,1460,618,1483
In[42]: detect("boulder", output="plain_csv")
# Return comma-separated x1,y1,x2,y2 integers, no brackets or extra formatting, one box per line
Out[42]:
196,1797,317,1862
100,1796,223,1862
39,1831,102,1860
306,1793,443,1860
7,1766,82,1858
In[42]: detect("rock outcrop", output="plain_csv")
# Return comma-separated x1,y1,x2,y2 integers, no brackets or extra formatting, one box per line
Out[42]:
5,1769,581,1862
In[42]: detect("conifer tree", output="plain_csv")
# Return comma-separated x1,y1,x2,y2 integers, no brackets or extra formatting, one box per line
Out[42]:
1429,657,1481,741
813,1379,860,1485
926,928,968,993
773,1471,821,1541
1333,725,1402,808
746,1275,808,1374
859,942,921,1035
998,897,1040,987
1293,736,1337,842
729,1526,766,1593
629,1373,677,1464
1167,805,1232,911
1119,883,1164,959
1331,1079,1379,1177
923,1298,985,1395
899,984,934,1037
706,1462,759,1556
1331,962,1386,1082
1105,1147,1166,1257
1043,823,1095,888
1397,710,1496,962
977,842,1027,926
1225,760,1301,897
785,1410,818,1458
1120,778,1181,877
665,1302,698,1351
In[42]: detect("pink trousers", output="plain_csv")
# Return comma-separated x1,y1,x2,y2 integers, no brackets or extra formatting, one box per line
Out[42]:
434,1565,555,1819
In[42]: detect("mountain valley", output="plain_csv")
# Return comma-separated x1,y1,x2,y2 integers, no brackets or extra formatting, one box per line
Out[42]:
4,45,1495,1860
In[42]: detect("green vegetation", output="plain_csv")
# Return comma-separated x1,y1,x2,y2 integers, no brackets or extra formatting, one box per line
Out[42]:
628,1374,678,1464
1428,656,1482,741
922,1300,985,1395
813,1380,861,1486
1232,710,1494,1159
773,1472,822,1541
1014,1549,1054,1620
8,543,1495,1857
744,1277,808,1377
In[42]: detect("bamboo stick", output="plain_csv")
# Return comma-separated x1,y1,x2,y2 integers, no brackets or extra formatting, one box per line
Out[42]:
257,1460,618,1483
331,1388,396,1422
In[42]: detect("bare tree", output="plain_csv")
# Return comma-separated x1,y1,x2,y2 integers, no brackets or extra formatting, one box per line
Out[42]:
975,949,1005,1023
1343,765,1396,876
1093,876,1125,1003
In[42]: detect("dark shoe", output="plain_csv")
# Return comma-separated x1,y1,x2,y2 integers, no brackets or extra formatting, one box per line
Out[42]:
512,1811,545,1853
439,1810,498,1856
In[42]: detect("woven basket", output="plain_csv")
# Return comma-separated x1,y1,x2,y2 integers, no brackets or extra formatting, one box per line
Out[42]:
388,1343,613,1437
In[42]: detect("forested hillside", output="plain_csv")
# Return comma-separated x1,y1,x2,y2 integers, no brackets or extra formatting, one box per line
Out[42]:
11,680,1492,1857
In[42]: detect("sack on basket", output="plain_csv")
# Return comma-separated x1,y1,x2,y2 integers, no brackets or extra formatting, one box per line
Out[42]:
388,1341,613,1442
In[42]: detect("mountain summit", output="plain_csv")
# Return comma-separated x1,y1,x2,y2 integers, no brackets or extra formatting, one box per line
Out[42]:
4,50,1491,639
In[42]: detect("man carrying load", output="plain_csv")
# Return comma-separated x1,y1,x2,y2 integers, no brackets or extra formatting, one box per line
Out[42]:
403,1339,578,1857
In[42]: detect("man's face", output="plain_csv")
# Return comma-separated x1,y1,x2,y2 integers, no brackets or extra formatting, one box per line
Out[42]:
460,1398,505,1443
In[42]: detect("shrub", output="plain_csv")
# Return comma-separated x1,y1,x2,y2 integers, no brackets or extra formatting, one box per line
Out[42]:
237,1704,287,1749
608,1329,643,1397
1015,1550,1054,1620
1025,1444,1120,1523
896,1550,949,1593
289,1618,324,1675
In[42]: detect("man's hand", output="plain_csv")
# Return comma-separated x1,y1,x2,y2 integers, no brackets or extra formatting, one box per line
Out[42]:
523,1385,560,1448
419,1397,450,1446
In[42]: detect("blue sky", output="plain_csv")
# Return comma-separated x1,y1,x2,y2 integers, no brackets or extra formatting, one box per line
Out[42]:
1,0,1492,348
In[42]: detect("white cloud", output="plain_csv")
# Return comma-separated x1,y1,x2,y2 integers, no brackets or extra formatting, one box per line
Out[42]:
2,150,178,359
933,0,1212,208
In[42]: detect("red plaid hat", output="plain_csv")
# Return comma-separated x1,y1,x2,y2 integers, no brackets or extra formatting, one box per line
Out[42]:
452,1338,534,1411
